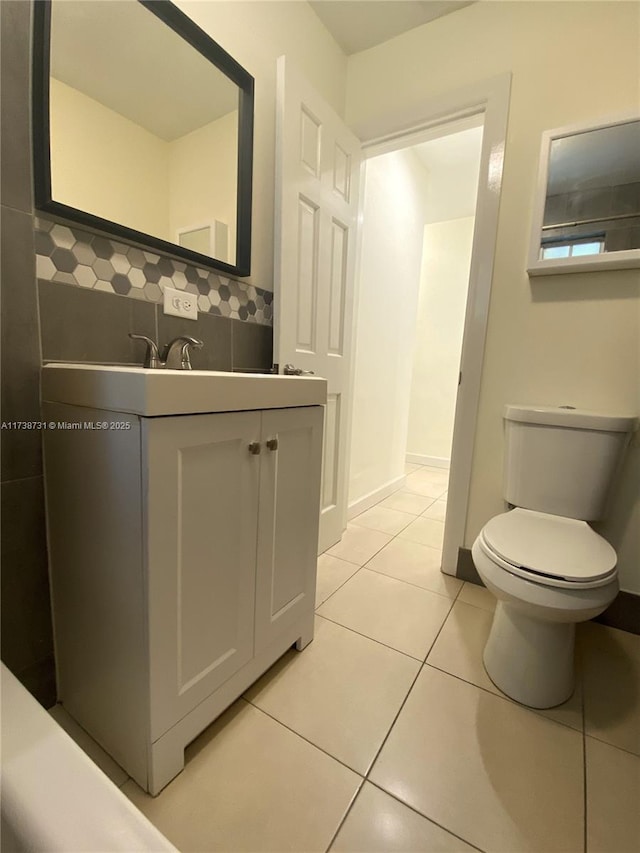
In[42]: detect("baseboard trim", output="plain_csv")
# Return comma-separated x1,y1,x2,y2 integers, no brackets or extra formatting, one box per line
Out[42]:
455,547,483,585
348,474,406,520
406,453,450,469
455,547,640,636
594,591,640,636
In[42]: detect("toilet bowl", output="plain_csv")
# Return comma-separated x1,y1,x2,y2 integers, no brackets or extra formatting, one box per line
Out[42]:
471,404,636,710
472,508,618,708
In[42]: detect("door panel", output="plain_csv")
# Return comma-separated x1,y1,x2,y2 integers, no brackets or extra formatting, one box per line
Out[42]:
255,406,323,648
301,106,322,176
328,220,347,355
145,411,260,739
296,196,320,353
274,55,361,553
333,143,351,200
321,393,340,512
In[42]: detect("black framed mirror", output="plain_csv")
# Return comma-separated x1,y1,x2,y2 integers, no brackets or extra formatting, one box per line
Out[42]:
33,0,254,277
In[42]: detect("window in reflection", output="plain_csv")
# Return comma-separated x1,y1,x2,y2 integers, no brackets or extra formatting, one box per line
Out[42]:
540,120,640,258
540,237,605,260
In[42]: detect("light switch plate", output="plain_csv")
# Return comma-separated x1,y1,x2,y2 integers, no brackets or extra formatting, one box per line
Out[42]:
163,286,197,320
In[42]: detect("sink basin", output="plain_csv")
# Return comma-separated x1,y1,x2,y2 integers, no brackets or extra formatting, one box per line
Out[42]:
42,363,327,416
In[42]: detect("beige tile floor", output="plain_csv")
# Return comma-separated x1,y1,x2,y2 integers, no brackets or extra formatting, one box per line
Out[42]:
52,463,640,852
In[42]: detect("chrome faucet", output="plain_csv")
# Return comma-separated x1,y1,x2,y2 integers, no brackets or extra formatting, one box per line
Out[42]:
129,334,203,370
161,336,203,370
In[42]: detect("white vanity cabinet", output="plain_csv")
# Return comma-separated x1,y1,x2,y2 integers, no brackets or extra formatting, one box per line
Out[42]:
42,365,325,795
145,407,322,741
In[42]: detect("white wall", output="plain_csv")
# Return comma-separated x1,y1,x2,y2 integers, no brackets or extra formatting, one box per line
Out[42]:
407,216,475,464
417,124,483,224
51,79,241,258
176,0,348,290
346,1,640,592
348,148,430,505
169,111,238,262
50,78,170,240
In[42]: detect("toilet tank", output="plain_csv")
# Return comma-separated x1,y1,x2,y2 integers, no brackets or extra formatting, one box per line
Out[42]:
503,405,637,520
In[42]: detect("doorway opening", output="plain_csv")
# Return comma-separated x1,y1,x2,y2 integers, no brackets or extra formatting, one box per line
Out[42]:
346,98,499,575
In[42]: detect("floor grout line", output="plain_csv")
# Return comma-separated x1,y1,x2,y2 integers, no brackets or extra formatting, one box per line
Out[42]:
313,612,427,664
323,777,366,853
364,780,486,853
358,664,422,779
582,731,640,759
422,662,586,736
239,697,367,780
314,564,364,610
362,563,461,598
336,563,459,601
421,598,458,664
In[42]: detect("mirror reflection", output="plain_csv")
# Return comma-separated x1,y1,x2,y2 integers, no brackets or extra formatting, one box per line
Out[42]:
539,120,640,260
48,0,242,267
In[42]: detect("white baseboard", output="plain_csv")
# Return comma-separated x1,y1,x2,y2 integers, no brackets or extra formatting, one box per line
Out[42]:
406,453,450,470
348,474,406,520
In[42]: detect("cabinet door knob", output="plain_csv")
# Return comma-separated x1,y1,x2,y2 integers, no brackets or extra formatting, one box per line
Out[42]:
266,438,278,451
248,442,261,455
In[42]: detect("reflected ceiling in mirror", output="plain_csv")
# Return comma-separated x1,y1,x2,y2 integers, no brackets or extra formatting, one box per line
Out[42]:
34,0,253,276
528,116,640,276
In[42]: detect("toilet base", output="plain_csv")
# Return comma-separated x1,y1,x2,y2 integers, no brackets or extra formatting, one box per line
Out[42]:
483,601,575,708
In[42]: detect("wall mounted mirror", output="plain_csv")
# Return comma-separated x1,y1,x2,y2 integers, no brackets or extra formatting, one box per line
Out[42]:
33,0,254,277
527,116,640,276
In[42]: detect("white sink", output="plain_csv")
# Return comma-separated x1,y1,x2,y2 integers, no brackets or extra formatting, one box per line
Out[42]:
41,363,327,416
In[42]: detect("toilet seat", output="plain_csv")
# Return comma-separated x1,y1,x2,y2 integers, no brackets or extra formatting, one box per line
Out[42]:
479,508,617,590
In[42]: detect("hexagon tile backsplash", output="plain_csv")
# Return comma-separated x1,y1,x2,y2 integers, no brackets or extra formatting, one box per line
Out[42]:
35,218,273,326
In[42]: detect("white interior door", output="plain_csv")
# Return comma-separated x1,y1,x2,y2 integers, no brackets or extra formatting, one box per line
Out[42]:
273,55,361,553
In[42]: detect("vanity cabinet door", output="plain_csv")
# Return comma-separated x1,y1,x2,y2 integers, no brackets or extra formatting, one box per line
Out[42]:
255,406,323,648
144,411,261,739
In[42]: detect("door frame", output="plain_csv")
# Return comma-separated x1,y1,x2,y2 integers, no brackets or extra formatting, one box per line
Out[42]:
348,74,511,575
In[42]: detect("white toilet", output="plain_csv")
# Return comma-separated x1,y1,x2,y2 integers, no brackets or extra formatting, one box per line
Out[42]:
472,404,637,709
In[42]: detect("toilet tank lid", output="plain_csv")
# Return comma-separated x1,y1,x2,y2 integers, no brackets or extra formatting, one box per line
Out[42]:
504,405,638,432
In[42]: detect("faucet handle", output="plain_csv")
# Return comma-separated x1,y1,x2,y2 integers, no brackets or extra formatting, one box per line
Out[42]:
129,334,161,369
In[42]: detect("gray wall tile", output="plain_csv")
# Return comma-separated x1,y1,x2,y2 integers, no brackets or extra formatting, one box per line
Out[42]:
1,477,53,682
232,318,273,371
1,206,42,480
39,280,157,364
611,181,640,216
157,312,233,371
566,187,612,223
542,193,567,226
0,1,33,214
605,226,638,253
0,0,52,707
